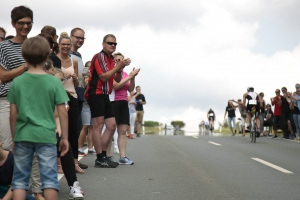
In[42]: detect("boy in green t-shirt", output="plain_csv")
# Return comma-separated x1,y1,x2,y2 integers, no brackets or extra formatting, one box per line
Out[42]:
7,36,69,200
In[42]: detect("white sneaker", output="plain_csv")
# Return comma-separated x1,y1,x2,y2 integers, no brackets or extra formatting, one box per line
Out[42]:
69,181,84,200
113,147,119,154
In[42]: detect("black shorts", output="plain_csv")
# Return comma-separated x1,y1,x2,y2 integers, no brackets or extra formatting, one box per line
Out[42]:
273,116,281,130
111,100,130,125
209,117,214,121
87,94,114,119
247,104,260,117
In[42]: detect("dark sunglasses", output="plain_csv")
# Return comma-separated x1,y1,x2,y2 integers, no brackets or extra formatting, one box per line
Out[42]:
275,91,280,93
296,84,300,89
105,42,117,46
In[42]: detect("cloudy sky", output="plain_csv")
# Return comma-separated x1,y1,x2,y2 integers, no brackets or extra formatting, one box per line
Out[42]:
1,0,300,131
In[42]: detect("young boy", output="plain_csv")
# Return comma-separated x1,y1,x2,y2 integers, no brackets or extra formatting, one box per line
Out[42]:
7,36,69,200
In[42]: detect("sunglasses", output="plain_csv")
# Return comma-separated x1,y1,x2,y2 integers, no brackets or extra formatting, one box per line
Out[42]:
275,91,280,93
105,42,117,46
296,85,300,89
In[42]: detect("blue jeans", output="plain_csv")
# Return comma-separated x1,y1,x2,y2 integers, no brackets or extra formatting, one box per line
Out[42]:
12,142,59,191
293,114,300,136
228,117,236,131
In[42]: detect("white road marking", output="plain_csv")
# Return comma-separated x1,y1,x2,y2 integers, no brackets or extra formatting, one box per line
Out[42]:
208,141,221,146
192,136,199,138
251,158,293,174
58,148,88,180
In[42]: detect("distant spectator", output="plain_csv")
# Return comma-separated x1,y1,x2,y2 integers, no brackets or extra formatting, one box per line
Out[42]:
270,89,282,138
134,86,146,137
281,87,294,139
40,25,60,68
259,92,266,133
261,104,273,136
232,99,246,136
224,101,237,135
0,27,6,42
289,85,300,141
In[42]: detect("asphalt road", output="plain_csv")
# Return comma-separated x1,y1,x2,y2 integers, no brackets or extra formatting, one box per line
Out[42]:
58,133,300,200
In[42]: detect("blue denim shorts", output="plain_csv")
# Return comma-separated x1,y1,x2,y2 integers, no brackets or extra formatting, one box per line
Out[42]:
12,142,59,191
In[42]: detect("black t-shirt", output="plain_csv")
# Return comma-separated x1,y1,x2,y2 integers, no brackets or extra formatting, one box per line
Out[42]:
0,151,13,186
264,109,273,122
260,101,265,113
135,93,146,111
226,106,236,118
281,96,290,113
49,52,61,68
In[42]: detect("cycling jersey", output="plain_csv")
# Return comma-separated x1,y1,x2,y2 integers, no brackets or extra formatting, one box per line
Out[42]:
208,111,215,121
246,92,260,116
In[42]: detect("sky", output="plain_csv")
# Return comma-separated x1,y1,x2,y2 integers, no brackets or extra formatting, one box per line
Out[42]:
1,0,300,131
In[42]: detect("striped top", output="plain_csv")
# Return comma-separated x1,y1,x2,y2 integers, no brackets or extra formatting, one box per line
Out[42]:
0,40,25,97
84,50,116,99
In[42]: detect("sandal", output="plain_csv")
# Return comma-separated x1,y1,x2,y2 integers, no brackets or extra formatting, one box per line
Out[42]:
75,164,85,174
57,165,64,174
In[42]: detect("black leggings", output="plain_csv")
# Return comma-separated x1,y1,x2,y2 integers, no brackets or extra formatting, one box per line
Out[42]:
68,96,79,159
56,134,77,186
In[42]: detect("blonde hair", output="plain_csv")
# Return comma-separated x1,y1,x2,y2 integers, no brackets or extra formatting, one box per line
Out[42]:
53,67,64,77
59,32,71,44
113,52,124,58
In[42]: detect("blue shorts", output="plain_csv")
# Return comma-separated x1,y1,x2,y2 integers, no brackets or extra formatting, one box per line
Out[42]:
12,142,59,191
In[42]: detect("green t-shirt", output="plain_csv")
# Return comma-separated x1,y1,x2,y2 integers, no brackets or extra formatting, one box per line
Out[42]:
7,73,69,144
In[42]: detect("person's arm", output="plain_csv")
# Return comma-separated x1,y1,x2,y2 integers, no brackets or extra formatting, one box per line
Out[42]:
113,75,131,90
140,95,146,105
265,113,272,121
54,106,61,136
270,97,275,106
224,110,227,119
9,103,17,154
99,58,131,82
71,59,79,87
243,93,247,107
56,103,69,156
1,186,13,200
0,64,28,83
289,92,300,101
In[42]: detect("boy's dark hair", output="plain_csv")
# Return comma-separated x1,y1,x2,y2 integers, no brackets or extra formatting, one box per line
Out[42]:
41,25,56,38
11,5,33,24
136,86,140,89
22,37,50,67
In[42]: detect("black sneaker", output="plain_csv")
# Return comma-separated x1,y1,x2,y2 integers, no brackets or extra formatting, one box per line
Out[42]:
78,161,88,169
137,133,141,137
95,157,119,168
272,135,277,138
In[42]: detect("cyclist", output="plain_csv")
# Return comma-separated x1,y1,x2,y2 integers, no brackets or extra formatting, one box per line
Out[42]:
207,109,215,131
243,87,262,137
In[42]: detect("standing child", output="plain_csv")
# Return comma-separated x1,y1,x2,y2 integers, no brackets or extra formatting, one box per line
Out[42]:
7,36,69,200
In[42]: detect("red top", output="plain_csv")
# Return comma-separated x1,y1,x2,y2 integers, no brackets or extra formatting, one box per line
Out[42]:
273,96,282,116
84,50,116,99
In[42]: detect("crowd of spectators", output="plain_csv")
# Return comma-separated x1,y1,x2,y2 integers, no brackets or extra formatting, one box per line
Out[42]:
0,5,146,200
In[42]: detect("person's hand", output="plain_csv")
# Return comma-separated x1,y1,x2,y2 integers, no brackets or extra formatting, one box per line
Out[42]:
71,73,78,80
129,68,140,79
64,73,72,80
59,138,69,157
119,58,131,68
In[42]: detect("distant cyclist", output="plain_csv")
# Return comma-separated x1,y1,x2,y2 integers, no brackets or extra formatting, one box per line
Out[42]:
243,87,262,136
207,109,215,130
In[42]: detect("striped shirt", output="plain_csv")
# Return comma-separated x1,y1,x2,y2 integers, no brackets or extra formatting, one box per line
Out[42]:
0,40,25,97
84,50,116,99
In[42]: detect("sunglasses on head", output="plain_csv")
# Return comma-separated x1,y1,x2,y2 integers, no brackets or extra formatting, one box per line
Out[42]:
105,42,117,46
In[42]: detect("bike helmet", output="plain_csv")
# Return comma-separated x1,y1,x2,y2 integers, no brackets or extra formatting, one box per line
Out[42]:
247,86,254,91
